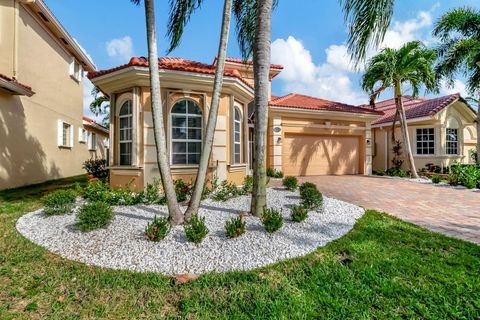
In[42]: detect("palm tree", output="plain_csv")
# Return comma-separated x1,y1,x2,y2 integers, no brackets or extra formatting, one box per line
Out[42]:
166,0,234,220
361,41,437,177
130,0,183,225
90,87,110,128
433,7,480,164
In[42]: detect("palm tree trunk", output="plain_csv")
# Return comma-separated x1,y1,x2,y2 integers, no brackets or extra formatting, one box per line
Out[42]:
144,0,183,224
394,83,419,178
476,95,480,165
184,0,233,221
250,0,273,217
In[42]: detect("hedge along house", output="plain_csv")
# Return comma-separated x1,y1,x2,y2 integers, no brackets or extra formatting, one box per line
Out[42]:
88,57,283,190
370,94,478,172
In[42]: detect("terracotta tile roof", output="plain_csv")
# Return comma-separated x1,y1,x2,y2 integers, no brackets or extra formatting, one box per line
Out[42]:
83,116,109,131
371,93,462,125
222,57,284,70
87,57,254,89
269,93,384,115
0,73,34,92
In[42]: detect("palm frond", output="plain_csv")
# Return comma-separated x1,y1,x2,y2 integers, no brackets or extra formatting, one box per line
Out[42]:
130,0,141,5
432,7,480,41
166,0,203,54
341,0,394,64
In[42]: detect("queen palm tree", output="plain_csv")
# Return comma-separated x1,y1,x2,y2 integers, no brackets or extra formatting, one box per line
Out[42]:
361,41,437,177
433,7,480,164
166,0,234,220
130,0,183,224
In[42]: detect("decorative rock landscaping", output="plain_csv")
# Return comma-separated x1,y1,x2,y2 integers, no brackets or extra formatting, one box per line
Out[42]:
17,188,364,275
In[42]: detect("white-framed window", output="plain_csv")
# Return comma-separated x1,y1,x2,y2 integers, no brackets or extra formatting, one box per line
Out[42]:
119,100,133,166
416,128,435,155
57,120,74,148
79,128,87,143
103,137,110,148
171,99,202,165
69,58,83,82
88,132,97,151
233,106,242,164
446,128,459,155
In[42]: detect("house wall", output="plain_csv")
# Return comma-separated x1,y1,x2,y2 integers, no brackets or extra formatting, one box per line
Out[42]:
108,84,252,191
0,2,106,190
372,101,477,172
267,111,374,176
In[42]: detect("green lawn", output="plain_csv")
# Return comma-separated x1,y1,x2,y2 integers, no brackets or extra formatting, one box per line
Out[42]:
1,177,479,319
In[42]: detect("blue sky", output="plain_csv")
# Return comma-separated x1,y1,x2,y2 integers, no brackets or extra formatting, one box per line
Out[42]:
43,0,480,118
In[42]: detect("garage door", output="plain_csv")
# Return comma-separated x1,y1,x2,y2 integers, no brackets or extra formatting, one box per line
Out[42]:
282,134,360,176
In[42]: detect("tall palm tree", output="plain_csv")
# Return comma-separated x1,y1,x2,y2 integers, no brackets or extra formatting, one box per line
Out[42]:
361,41,437,177
433,7,480,164
166,0,234,220
131,0,183,224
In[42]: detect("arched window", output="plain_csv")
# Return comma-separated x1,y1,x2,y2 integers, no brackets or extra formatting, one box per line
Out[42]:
119,100,133,165
234,107,242,164
171,99,202,165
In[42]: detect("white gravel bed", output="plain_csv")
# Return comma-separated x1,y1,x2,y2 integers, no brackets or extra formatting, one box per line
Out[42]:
16,188,364,275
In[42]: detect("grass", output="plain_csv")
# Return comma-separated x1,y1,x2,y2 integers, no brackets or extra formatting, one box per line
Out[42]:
0,178,479,319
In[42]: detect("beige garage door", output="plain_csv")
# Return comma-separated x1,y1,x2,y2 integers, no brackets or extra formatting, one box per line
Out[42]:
282,134,360,176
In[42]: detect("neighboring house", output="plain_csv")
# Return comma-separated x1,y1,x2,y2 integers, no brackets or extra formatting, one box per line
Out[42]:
0,0,104,190
370,94,478,172
88,57,383,191
82,116,110,162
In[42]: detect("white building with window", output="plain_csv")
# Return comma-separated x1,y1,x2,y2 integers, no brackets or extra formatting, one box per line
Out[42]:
371,93,478,172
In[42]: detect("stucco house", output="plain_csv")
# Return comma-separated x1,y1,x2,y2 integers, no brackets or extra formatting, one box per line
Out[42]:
0,0,108,190
88,57,383,191
370,94,478,172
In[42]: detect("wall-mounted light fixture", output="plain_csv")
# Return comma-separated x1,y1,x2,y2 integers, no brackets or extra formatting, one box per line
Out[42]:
277,137,282,144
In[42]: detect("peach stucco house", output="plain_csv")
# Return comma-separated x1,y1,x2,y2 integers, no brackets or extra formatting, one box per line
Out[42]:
88,57,383,191
0,0,108,190
370,94,477,172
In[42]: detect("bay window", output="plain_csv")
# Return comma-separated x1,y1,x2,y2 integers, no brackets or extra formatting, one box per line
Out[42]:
119,100,133,165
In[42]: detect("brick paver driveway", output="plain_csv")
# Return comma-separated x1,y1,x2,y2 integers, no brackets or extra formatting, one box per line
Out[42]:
299,175,480,244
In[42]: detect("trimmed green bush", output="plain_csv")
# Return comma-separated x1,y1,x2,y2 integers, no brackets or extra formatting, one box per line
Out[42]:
282,176,298,191
42,189,77,216
448,163,480,189
240,175,254,195
431,175,441,184
291,205,308,222
225,216,246,238
145,216,170,242
262,208,283,233
213,180,239,202
76,202,113,232
185,215,209,244
300,186,323,210
299,182,317,198
267,168,284,178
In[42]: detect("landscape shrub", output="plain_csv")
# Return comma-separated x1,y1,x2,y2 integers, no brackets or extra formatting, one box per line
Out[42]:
300,185,323,210
267,167,284,178
42,189,77,216
83,159,109,182
213,180,239,201
290,205,308,222
448,163,480,189
240,175,254,195
143,179,166,205
174,179,192,202
431,175,441,184
425,163,441,174
184,215,209,244
262,208,283,233
299,182,317,197
373,170,386,176
282,176,298,191
145,216,170,241
386,167,408,177
225,216,246,238
76,202,113,232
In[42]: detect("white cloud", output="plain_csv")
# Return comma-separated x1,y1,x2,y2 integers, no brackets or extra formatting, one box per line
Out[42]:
271,36,367,105
440,79,468,97
106,36,134,61
270,9,437,105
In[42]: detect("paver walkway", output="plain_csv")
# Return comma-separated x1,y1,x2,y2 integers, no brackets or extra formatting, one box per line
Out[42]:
296,176,480,244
